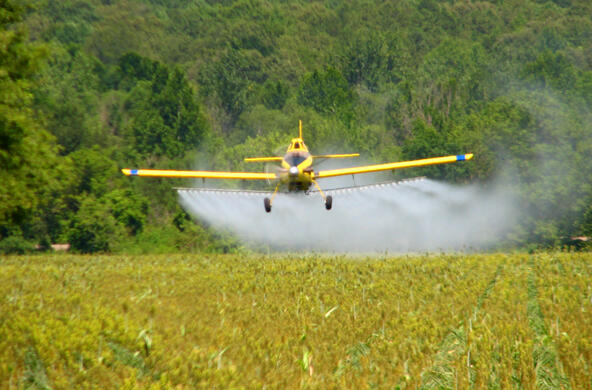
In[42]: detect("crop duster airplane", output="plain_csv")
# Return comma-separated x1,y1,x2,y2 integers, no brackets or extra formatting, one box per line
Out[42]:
122,121,473,212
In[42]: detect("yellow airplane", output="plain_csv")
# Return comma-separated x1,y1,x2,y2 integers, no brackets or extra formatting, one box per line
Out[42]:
122,121,473,212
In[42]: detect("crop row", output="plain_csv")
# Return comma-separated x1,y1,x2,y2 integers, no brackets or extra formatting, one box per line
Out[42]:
532,253,592,389
0,253,590,388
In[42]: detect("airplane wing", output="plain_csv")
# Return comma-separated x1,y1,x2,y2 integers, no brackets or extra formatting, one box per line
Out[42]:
244,157,283,162
314,154,473,179
313,153,360,159
121,168,276,180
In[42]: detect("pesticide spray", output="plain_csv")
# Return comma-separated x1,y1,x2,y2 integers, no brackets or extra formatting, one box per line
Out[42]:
178,178,517,253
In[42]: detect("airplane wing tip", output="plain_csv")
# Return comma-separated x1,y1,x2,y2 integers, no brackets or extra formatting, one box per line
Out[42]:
121,168,138,176
457,153,474,161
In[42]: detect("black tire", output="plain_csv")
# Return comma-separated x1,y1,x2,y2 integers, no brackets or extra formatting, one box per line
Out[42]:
264,197,272,213
325,195,332,210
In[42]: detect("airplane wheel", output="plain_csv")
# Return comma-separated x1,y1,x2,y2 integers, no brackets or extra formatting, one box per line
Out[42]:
264,197,272,213
325,195,332,210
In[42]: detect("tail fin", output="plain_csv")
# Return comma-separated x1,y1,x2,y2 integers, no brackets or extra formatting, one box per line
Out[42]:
299,120,303,139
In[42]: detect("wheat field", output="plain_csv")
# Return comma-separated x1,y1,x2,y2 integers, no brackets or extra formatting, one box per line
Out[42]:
0,253,590,389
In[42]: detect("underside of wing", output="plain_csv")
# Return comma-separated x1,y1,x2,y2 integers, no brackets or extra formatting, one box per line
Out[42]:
175,187,274,195
314,154,473,179
122,168,276,180
308,177,426,194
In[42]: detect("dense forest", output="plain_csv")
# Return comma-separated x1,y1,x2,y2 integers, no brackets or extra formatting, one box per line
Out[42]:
1,0,591,253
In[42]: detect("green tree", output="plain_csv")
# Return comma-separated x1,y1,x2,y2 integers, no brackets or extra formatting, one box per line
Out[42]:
411,39,487,129
200,48,263,125
85,1,161,65
582,202,592,237
124,61,209,158
69,147,117,196
298,67,354,121
0,235,36,254
339,32,401,91
34,47,105,154
116,51,166,90
42,1,97,44
523,50,577,92
104,189,149,235
401,119,452,179
261,79,289,110
68,197,122,253
0,0,61,240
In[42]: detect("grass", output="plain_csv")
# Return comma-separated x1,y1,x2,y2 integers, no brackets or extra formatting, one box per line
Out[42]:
0,253,590,388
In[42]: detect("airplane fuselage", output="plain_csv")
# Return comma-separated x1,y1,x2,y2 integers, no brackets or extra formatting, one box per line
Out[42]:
279,138,314,192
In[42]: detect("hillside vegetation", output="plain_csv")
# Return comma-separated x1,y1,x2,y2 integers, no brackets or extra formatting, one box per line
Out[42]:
1,253,591,388
1,0,592,252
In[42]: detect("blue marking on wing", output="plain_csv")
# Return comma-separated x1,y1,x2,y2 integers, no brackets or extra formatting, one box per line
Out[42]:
131,169,138,175
456,155,466,161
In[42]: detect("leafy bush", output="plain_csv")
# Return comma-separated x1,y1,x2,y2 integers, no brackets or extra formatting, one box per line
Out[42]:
68,197,122,253
104,189,149,235
0,235,36,254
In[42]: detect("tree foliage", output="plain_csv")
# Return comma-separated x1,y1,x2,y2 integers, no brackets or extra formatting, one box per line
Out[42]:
127,65,209,158
298,67,354,124
68,196,122,253
1,0,591,251
0,0,60,239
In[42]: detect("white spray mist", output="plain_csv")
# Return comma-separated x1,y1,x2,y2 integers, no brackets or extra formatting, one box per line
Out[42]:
178,178,518,253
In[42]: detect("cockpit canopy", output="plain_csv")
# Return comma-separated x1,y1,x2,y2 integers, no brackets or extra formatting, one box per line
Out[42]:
288,138,308,152
285,138,310,167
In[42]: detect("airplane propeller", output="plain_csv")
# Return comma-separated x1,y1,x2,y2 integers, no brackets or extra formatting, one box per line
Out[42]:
264,162,285,185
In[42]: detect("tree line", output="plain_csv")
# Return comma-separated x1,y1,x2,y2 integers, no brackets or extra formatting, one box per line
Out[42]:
1,0,591,253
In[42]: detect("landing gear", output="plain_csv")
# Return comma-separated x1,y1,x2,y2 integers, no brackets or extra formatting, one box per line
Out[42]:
325,195,332,210
312,179,332,211
264,197,272,213
264,183,281,213
264,181,333,211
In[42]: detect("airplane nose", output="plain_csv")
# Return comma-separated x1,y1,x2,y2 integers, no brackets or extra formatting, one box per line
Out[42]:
289,166,299,176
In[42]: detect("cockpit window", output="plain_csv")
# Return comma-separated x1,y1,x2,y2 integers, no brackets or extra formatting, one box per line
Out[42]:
285,154,307,166
294,142,301,149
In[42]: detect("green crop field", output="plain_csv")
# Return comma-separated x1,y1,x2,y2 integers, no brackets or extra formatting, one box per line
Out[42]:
1,253,590,389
